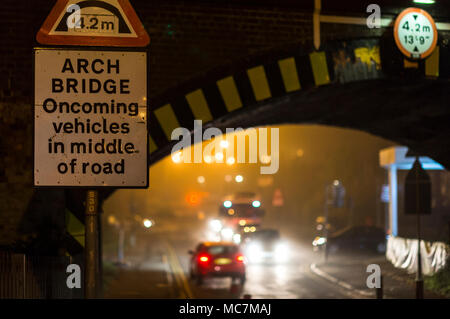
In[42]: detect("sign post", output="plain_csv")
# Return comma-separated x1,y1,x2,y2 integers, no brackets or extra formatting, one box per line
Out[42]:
85,190,98,299
404,157,431,299
34,0,150,298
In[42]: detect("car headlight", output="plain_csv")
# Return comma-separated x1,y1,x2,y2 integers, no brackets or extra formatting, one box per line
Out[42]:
312,236,326,246
221,227,234,240
209,219,222,232
246,242,263,262
274,243,289,261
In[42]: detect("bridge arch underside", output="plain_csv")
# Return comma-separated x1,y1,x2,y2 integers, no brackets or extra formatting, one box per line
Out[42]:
148,38,450,169
150,78,450,170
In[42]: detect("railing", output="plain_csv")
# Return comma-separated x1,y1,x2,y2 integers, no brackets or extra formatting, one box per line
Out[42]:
0,251,83,299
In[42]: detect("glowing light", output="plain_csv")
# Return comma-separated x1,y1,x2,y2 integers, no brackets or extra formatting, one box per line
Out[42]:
227,209,235,215
235,175,244,183
215,152,224,162
199,255,209,263
224,200,232,208
252,200,261,208
210,219,222,232
246,243,263,262
296,149,304,157
171,151,182,163
274,243,289,262
204,155,213,163
312,236,327,246
239,219,246,226
225,175,232,182
413,0,434,3
221,227,234,240
220,140,229,148
197,176,205,184
260,155,271,164
143,219,153,228
186,192,200,205
333,180,340,186
233,234,241,244
244,227,250,233
107,215,117,225
226,157,235,165
250,226,256,232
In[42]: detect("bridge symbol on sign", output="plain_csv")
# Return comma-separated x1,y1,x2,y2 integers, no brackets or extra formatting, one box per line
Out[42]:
36,0,150,47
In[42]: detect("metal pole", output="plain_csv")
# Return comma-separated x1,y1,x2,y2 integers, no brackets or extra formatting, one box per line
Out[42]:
415,157,424,299
376,275,383,299
324,185,329,263
416,208,424,299
118,226,125,264
23,254,26,299
97,208,103,298
85,190,98,299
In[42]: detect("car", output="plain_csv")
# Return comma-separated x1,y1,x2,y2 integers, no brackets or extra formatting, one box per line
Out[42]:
313,225,386,254
189,242,246,285
242,229,289,264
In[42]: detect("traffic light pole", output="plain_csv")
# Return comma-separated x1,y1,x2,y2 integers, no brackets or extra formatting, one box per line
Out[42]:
85,190,99,299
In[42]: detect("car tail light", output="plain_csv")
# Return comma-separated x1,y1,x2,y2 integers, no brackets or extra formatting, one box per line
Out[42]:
236,254,245,262
198,254,209,263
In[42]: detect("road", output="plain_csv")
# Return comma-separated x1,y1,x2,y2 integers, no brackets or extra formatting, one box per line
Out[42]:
104,217,362,299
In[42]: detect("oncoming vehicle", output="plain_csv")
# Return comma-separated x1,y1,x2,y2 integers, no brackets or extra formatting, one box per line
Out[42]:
242,229,289,264
213,192,265,242
189,242,246,285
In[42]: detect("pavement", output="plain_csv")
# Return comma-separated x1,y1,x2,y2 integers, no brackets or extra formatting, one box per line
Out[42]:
310,252,446,299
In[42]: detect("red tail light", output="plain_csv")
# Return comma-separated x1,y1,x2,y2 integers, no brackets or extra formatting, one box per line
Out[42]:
198,254,210,263
236,254,245,262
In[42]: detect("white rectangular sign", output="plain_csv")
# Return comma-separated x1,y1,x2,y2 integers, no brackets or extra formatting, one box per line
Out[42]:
34,49,148,187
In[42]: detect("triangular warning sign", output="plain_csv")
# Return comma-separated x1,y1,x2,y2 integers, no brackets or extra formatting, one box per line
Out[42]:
413,15,418,20
36,0,150,47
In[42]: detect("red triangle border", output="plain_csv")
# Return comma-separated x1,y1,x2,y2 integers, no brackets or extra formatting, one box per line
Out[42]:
36,0,150,47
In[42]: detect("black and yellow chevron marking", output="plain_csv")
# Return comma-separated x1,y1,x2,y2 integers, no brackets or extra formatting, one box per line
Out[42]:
65,208,85,256
149,41,446,155
149,50,332,152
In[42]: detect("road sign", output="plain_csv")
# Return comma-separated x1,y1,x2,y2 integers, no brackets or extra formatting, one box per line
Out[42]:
393,7,437,60
34,48,148,187
404,158,431,215
36,0,150,47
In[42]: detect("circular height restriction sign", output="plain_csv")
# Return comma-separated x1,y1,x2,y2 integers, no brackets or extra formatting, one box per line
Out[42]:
394,7,437,59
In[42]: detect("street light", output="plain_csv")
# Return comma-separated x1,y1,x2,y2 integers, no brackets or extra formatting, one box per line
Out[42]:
171,151,182,163
204,155,213,163
235,175,244,183
226,157,235,165
197,176,205,184
215,152,224,162
143,219,153,228
220,140,229,148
